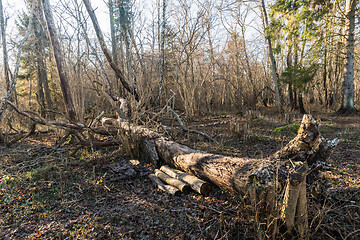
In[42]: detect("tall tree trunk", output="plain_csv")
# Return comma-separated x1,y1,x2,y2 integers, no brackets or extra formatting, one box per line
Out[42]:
298,91,306,114
109,0,118,66
259,0,283,112
338,0,357,113
33,11,46,117
41,52,54,119
82,0,139,101
323,48,328,106
0,0,10,92
288,84,294,109
156,0,166,106
207,21,215,112
41,0,77,122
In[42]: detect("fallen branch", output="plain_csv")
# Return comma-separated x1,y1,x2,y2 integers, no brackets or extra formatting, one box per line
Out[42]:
167,106,217,143
6,122,36,147
2,100,120,147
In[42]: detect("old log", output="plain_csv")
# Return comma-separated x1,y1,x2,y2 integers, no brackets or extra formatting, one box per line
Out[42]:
159,166,211,194
106,114,337,237
148,174,181,196
154,169,191,193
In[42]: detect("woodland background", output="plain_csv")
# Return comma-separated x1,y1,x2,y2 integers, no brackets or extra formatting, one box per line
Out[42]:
0,0,358,121
0,0,359,239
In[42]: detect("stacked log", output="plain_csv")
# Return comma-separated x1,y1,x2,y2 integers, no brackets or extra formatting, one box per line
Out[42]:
154,169,191,193
149,167,211,195
148,174,180,196
160,166,211,195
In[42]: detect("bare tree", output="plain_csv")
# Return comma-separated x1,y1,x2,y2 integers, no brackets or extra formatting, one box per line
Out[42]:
41,0,77,121
338,0,357,113
156,0,166,106
0,0,10,92
82,0,139,101
0,0,36,121
259,0,283,112
109,0,118,66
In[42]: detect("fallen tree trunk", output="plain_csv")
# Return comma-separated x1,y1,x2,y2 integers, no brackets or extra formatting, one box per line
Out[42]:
106,114,337,237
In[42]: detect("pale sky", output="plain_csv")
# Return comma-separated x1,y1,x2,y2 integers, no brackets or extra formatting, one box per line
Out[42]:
2,0,111,37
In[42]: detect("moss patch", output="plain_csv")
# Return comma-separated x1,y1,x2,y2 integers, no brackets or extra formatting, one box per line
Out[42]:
273,123,300,134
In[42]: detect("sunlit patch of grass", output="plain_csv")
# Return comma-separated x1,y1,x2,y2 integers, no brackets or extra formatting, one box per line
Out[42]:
273,123,300,135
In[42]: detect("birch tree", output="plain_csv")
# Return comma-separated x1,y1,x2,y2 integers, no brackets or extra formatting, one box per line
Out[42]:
0,0,10,92
259,0,283,112
338,0,358,113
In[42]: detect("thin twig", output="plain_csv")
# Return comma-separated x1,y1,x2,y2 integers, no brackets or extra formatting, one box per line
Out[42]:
167,106,218,143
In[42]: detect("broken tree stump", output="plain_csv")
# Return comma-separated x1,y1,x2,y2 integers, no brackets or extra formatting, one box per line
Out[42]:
154,169,191,193
160,165,211,194
148,174,181,196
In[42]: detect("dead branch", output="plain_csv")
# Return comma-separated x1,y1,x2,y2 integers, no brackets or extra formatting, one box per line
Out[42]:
2,99,119,147
6,122,36,147
82,0,139,100
167,106,218,143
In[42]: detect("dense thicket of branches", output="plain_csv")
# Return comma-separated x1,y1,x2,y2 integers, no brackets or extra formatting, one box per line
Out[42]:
0,0,358,127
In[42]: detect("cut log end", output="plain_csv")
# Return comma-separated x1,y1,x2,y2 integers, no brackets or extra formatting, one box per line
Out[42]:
154,169,191,193
148,174,181,196
160,165,212,195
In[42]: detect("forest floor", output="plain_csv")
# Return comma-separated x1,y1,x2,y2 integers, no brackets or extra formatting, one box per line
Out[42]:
0,108,359,239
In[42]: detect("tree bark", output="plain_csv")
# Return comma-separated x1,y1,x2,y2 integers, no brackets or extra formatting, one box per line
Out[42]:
109,0,118,66
156,0,166,106
0,0,10,92
34,17,46,117
259,0,283,113
41,0,77,122
160,165,211,194
338,0,357,113
148,174,181,196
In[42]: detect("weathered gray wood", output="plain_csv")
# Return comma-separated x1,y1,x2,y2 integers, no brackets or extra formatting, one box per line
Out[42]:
160,165,211,195
148,174,180,196
155,169,191,193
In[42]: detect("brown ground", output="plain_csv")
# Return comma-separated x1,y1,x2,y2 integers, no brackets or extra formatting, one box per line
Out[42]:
0,108,359,239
